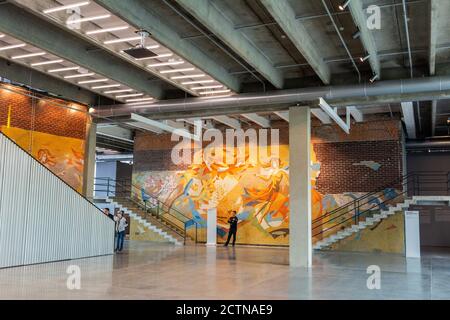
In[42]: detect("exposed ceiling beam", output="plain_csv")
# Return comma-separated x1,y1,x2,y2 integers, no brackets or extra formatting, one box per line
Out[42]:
274,111,289,122
94,0,240,93
0,57,107,106
318,98,349,134
348,0,381,77
401,102,417,139
429,0,441,76
431,100,437,136
347,106,364,122
241,113,271,128
0,3,165,99
131,113,200,140
311,109,332,124
211,115,241,129
173,0,284,89
260,0,330,84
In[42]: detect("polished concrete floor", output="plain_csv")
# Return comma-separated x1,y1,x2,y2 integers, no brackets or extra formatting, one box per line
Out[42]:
0,241,449,300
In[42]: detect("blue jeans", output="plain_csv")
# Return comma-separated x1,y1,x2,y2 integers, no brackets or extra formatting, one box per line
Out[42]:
116,231,125,251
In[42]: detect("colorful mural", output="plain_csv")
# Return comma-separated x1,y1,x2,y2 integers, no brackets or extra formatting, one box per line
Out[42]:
1,126,85,192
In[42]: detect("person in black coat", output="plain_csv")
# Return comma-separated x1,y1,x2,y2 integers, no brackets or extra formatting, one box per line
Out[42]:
224,211,239,247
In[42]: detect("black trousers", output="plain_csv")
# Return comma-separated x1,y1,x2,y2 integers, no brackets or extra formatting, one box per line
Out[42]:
225,229,237,246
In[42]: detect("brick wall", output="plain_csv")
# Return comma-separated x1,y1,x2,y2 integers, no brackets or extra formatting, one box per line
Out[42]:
134,119,404,194
0,84,88,140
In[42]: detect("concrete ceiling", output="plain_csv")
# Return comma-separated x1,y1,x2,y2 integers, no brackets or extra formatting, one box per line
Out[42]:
0,0,449,140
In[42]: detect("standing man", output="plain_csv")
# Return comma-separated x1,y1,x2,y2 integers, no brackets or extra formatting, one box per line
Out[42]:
224,211,238,247
115,211,128,253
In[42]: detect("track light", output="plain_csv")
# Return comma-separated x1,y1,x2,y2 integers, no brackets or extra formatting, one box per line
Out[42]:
369,74,379,83
339,0,351,11
359,54,370,63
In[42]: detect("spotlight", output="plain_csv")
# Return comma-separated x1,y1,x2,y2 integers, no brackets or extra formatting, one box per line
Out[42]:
359,54,370,63
369,74,379,83
339,0,351,11
88,107,95,114
352,30,361,39
447,117,450,124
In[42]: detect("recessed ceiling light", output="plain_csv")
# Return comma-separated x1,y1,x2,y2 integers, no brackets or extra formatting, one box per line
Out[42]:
198,89,231,95
191,85,224,90
48,66,80,73
116,93,144,98
0,34,5,38
92,84,121,89
12,52,46,60
159,68,195,74
66,14,111,25
64,73,95,79
43,1,90,14
146,45,160,50
170,74,206,80
126,97,154,103
86,26,129,35
148,60,184,68
104,36,141,44
181,80,215,85
78,78,108,84
104,89,133,94
0,43,26,51
31,59,64,66
199,94,232,99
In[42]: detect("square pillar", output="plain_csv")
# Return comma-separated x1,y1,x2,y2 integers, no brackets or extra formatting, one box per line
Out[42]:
289,106,312,268
83,118,97,200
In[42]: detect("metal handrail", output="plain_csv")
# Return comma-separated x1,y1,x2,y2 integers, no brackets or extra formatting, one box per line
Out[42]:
94,177,201,244
312,171,450,239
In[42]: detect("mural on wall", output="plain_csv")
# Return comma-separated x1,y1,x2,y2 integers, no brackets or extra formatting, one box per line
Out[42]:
1,126,85,193
133,141,402,246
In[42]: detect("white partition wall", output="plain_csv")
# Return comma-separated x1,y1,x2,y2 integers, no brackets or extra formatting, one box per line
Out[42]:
0,133,115,269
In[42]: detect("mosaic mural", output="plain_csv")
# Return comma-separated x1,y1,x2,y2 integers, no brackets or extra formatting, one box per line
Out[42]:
1,126,85,192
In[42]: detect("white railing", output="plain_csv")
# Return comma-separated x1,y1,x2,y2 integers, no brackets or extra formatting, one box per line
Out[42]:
0,132,114,268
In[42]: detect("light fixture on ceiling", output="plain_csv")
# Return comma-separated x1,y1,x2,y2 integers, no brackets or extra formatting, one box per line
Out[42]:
352,30,361,39
170,74,206,80
126,97,154,103
0,34,5,38
31,59,64,66
64,73,95,79
148,60,184,68
191,85,224,90
339,0,351,11
104,89,133,94
0,43,26,51
447,117,450,125
48,66,80,73
78,78,108,84
12,52,46,60
199,94,233,99
66,14,111,25
360,54,370,62
198,89,231,95
181,80,215,85
43,1,90,14
369,74,379,83
86,26,129,35
122,30,158,59
116,93,144,98
159,67,195,74
104,36,141,45
92,84,121,89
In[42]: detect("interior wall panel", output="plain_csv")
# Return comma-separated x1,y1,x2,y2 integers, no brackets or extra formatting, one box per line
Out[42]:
0,133,114,268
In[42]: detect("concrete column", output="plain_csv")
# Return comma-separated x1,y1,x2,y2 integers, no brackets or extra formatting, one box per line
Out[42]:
289,106,312,268
83,118,97,200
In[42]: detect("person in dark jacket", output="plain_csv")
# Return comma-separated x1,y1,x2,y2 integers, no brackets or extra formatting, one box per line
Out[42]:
224,211,238,247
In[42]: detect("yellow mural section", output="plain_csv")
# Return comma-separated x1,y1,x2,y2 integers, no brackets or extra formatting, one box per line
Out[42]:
1,126,85,193
129,218,172,242
133,144,336,246
326,211,405,254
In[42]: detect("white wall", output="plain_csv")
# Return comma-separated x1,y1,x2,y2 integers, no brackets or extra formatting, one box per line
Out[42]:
0,133,115,268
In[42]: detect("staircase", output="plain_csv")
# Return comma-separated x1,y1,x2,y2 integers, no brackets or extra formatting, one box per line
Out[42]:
313,172,450,251
106,197,184,245
94,178,201,246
